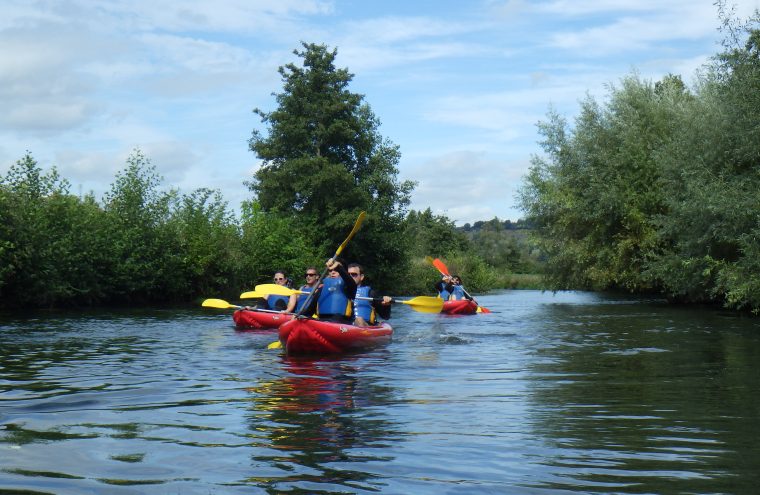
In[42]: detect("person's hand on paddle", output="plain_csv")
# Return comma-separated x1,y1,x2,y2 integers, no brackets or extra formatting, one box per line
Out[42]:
380,296,392,305
326,258,342,271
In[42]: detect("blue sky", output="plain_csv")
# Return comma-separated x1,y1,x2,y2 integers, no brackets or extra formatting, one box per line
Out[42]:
1,0,758,225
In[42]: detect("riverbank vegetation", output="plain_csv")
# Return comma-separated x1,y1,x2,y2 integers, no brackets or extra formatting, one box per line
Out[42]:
519,9,760,312
6,9,757,312
0,149,525,309
0,43,525,310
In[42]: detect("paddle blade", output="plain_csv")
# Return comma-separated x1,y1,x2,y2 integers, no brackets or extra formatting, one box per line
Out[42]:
433,258,450,276
335,211,366,256
477,306,492,314
399,296,444,314
254,284,302,296
202,298,239,309
267,340,282,349
240,291,262,299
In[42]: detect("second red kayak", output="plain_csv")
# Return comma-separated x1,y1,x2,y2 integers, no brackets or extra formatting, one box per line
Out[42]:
233,309,292,330
441,299,479,315
278,318,393,355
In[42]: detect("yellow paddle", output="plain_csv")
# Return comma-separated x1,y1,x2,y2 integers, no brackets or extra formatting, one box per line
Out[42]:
251,284,305,297
293,211,367,319
239,291,263,299
202,298,291,314
202,298,243,310
355,295,444,314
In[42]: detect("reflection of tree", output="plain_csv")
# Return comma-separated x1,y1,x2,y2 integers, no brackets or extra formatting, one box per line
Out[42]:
0,334,143,400
526,303,760,494
244,354,401,493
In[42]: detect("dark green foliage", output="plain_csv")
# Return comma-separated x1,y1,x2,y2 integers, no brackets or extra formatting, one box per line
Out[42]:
0,149,321,309
167,188,244,299
101,149,177,302
520,74,683,292
247,42,415,292
520,10,760,312
401,208,504,295
652,12,760,310
0,153,98,307
403,208,469,258
238,200,318,288
464,217,528,271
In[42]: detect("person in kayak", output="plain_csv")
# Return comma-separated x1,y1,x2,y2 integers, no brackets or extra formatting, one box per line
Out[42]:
449,275,474,301
264,270,291,310
286,266,320,313
300,258,357,323
348,263,392,327
434,274,454,300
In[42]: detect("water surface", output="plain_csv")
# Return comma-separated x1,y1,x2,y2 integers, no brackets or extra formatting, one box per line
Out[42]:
2,291,760,494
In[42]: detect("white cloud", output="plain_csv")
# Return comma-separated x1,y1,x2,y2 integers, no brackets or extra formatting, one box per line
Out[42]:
331,15,489,73
2,0,754,225
403,150,528,223
547,6,719,56
138,34,258,73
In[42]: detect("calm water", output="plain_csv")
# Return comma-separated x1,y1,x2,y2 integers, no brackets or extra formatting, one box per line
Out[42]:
2,291,760,494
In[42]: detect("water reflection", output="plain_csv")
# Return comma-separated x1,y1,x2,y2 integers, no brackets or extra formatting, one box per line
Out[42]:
243,355,400,493
3,298,760,493
524,301,760,494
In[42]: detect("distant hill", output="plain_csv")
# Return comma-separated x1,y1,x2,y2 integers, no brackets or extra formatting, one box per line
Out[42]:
455,218,541,273
458,218,533,233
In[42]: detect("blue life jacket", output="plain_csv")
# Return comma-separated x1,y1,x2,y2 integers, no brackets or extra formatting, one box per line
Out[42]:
439,287,451,300
317,277,352,317
267,294,290,310
450,285,466,300
354,285,376,324
295,285,314,312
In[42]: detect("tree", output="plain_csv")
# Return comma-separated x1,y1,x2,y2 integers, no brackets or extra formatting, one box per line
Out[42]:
650,13,760,310
0,153,112,307
247,42,415,290
403,208,469,258
102,149,178,302
167,188,244,299
519,74,689,292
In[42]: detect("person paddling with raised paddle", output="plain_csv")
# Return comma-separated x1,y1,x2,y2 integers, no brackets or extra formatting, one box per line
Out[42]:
434,274,454,300
299,257,357,323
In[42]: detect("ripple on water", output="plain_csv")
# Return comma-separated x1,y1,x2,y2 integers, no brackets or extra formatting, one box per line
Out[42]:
2,296,760,494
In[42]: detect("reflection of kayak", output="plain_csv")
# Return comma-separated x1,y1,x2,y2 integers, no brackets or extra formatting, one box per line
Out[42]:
441,299,478,315
278,318,393,355
233,309,292,330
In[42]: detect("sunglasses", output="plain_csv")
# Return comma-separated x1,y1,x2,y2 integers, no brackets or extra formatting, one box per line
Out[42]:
348,272,361,277
274,277,285,281
305,273,318,277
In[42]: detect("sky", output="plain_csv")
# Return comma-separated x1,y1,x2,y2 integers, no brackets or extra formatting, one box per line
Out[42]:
2,0,759,225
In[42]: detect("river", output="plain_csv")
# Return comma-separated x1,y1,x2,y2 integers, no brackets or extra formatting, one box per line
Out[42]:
2,290,760,494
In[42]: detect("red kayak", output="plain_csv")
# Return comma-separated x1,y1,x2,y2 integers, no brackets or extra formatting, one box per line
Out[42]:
441,299,479,315
233,309,292,330
278,318,393,355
